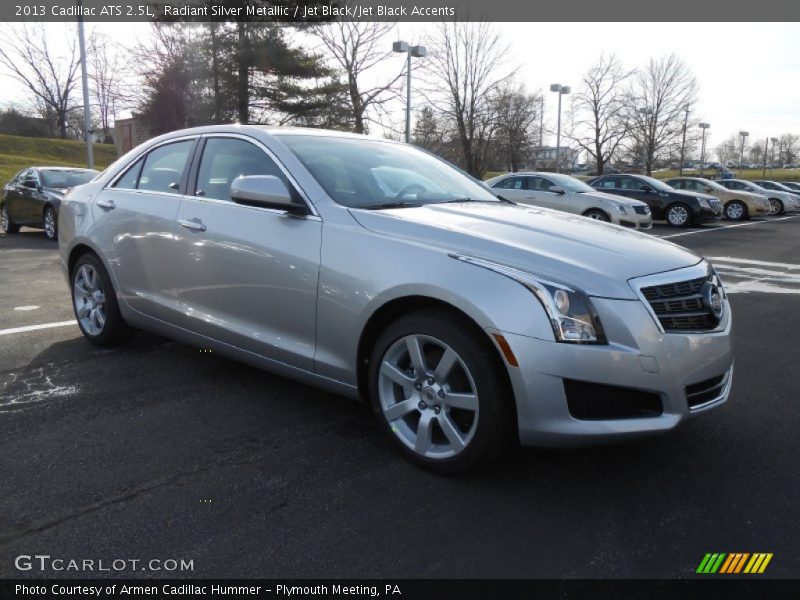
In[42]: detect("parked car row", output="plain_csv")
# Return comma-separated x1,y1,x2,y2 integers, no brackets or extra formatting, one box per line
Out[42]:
1,167,99,239
486,171,800,227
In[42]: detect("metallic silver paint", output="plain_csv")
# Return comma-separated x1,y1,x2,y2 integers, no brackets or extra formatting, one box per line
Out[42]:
58,125,734,447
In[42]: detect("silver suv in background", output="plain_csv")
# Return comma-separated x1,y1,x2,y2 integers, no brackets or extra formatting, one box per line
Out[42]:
486,172,652,229
58,126,733,473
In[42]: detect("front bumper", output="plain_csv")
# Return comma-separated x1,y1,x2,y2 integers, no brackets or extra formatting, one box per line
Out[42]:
697,205,722,221
615,211,652,230
499,295,733,447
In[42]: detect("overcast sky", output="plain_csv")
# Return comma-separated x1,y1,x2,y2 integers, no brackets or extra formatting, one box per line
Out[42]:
2,21,799,153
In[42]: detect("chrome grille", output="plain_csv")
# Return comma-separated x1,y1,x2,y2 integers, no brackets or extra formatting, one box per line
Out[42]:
709,198,721,213
640,274,719,332
633,205,650,215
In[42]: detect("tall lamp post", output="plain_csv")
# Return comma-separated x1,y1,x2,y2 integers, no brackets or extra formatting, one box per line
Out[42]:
762,137,779,177
698,122,710,178
550,83,570,173
77,0,93,168
738,130,749,174
393,41,427,144
678,105,690,176
639,107,653,174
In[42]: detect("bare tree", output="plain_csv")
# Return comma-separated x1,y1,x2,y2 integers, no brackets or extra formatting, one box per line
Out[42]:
623,54,698,174
492,83,542,172
716,135,739,165
779,133,799,165
0,24,81,139
311,20,404,134
568,54,633,175
89,33,125,142
426,21,514,177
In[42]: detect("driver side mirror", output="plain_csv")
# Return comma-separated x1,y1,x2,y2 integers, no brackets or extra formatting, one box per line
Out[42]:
549,185,565,194
230,175,308,216
640,185,653,193
23,180,38,189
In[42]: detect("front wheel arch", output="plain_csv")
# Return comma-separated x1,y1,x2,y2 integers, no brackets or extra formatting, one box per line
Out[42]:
582,208,611,222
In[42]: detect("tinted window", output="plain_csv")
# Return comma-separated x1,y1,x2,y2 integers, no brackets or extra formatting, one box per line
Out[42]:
40,169,96,188
528,176,555,191
668,180,685,189
618,176,647,191
138,140,194,194
114,157,144,189
594,177,619,189
196,138,288,201
494,176,525,190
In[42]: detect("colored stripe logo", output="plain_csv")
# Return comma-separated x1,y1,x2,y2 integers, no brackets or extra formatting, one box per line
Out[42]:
696,553,773,574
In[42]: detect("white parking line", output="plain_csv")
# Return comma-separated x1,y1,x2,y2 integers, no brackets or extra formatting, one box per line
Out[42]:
659,215,798,239
0,320,76,336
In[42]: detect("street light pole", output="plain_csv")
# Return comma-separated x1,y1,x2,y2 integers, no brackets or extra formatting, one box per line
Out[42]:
763,137,779,177
698,122,710,178
550,83,570,173
678,105,690,176
77,0,94,168
738,130,749,174
393,41,427,144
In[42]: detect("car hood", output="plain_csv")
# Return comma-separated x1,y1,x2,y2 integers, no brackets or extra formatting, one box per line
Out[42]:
350,202,701,300
577,190,646,207
672,189,716,202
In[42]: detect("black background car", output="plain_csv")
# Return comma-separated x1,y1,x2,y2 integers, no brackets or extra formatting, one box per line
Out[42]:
585,174,720,227
1,166,98,240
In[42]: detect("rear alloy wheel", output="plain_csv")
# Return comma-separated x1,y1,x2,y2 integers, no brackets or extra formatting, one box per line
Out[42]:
666,203,691,227
71,253,135,347
724,200,747,221
1,204,20,234
583,209,611,222
43,206,58,240
769,198,784,215
369,309,514,474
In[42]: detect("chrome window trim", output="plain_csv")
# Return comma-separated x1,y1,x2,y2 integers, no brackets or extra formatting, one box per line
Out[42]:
177,192,321,222
106,135,199,191
629,261,728,335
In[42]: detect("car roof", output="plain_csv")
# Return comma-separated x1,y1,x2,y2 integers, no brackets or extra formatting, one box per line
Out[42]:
32,166,98,172
156,124,389,142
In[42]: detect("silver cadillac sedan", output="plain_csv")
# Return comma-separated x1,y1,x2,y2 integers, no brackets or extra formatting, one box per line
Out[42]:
59,126,733,473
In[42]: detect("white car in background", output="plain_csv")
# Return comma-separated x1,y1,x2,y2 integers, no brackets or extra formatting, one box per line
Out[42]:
486,172,652,229
752,180,800,213
717,179,800,215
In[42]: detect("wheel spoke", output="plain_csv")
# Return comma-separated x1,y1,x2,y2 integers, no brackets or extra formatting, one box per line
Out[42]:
76,302,91,319
444,391,478,411
437,412,466,452
414,411,434,454
384,398,418,422
434,348,458,382
380,360,415,387
95,309,106,329
405,336,427,376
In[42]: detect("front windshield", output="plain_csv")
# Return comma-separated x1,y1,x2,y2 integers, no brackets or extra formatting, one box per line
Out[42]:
702,179,728,192
638,175,674,192
277,135,498,208
547,173,595,193
40,169,96,188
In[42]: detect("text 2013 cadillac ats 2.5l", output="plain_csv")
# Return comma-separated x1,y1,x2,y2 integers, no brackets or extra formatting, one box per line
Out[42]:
58,126,733,473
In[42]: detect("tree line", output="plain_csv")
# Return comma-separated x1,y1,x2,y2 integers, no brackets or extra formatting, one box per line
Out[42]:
0,21,797,177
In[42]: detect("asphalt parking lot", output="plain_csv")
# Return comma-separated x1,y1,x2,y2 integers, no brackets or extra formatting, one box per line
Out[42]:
1,216,799,579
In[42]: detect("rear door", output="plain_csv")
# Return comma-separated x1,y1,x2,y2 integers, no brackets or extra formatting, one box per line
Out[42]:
92,137,198,322
172,134,321,370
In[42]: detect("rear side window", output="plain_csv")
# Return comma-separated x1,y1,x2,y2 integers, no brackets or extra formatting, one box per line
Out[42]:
137,140,195,194
195,137,289,201
528,176,554,191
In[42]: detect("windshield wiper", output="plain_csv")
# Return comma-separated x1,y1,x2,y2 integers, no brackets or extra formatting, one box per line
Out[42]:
359,201,423,210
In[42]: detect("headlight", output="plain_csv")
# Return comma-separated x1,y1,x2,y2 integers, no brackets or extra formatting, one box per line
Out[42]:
614,204,627,214
698,198,710,208
451,255,606,344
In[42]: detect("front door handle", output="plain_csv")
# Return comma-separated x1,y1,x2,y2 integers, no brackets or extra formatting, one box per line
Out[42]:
178,218,207,232
525,194,535,199
96,199,116,209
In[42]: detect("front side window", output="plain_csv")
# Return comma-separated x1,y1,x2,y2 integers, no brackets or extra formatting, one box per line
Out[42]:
669,180,685,190
494,176,525,190
278,135,498,209
137,140,195,194
195,137,288,201
528,176,555,192
593,177,618,190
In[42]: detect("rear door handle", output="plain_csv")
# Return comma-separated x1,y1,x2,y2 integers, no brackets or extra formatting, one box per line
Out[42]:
178,218,207,232
96,199,116,209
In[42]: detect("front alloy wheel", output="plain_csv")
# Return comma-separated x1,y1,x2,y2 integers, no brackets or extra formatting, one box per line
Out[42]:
666,203,691,227
378,334,479,460
1,204,20,234
769,198,784,215
724,200,746,221
44,206,57,240
369,309,514,473
584,209,611,222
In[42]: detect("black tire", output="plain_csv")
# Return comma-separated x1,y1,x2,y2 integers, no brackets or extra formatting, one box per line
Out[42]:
724,200,748,221
43,205,58,240
1,203,20,234
368,308,515,474
665,202,691,227
71,252,135,347
769,198,785,215
583,208,611,222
